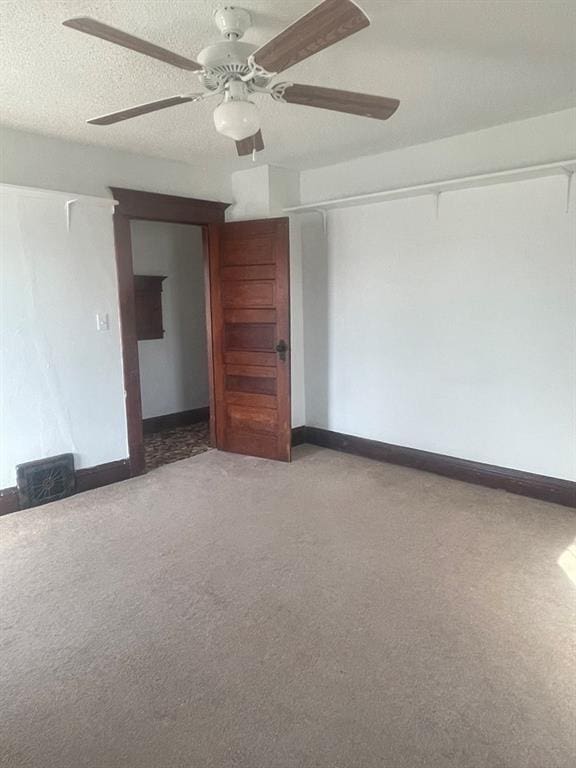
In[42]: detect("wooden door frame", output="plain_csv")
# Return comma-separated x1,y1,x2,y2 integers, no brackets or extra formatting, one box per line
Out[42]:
110,187,229,477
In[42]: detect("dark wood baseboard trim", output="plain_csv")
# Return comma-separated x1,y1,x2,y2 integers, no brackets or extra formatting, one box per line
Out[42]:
4,430,572,513
143,406,210,435
0,487,19,517
75,459,131,494
291,426,308,446
0,459,131,517
301,427,576,509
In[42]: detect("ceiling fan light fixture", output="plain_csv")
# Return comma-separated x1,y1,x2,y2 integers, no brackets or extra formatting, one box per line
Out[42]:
64,1,400,156
213,97,259,142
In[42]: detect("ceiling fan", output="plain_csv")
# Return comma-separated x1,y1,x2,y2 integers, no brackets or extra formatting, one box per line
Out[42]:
63,0,399,157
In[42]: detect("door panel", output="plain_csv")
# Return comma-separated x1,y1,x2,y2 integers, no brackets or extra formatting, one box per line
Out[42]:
227,405,278,433
221,280,275,308
225,323,276,351
224,350,277,367
221,237,273,265
225,392,277,409
209,218,291,461
226,374,277,396
224,309,277,324
221,265,276,281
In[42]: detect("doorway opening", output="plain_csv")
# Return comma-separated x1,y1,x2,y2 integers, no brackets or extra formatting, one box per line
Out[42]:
111,187,227,477
111,187,292,478
130,220,212,471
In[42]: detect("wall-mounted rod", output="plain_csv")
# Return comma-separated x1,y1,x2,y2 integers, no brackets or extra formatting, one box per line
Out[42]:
285,159,576,214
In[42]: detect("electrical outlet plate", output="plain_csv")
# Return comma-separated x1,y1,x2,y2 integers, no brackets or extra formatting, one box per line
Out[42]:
96,312,110,331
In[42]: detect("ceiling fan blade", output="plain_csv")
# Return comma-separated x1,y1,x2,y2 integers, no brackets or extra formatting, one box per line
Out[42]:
235,130,265,157
63,17,202,71
251,0,369,75
87,96,198,125
277,83,400,120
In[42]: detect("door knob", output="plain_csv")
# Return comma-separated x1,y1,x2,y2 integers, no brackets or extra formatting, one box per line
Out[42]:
275,339,288,361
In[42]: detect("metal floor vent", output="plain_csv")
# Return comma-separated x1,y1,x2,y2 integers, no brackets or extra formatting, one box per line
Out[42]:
16,453,75,509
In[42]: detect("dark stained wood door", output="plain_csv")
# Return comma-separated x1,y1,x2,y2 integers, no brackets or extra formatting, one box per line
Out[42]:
208,217,291,461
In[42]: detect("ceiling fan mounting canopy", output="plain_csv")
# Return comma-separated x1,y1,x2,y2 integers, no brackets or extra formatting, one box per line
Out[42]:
212,6,252,41
63,0,400,157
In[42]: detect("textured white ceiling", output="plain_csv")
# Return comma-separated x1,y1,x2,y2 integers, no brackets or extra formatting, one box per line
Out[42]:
1,0,575,171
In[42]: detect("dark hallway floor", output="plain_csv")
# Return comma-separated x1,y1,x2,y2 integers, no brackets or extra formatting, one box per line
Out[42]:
143,421,211,471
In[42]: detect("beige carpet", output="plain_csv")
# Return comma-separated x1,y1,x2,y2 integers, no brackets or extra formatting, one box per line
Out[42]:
1,446,575,768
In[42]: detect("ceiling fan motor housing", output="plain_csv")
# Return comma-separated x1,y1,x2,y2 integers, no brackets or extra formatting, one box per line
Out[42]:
197,41,266,91
198,7,272,91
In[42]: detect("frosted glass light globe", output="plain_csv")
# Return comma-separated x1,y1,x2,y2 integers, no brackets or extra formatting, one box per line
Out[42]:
213,99,259,142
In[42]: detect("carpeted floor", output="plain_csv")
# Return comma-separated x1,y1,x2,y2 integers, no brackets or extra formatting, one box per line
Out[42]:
1,446,575,768
144,421,212,471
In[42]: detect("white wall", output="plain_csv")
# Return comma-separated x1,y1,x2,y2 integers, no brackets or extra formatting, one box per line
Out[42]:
0,125,231,201
131,221,209,419
0,130,230,487
301,174,576,480
0,187,127,487
301,108,576,203
227,166,271,222
2,112,573,481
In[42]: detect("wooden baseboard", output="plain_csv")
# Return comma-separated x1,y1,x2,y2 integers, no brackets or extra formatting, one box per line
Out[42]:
75,459,131,493
4,429,572,514
0,458,131,517
291,426,308,446
298,426,575,509
0,487,19,517
143,406,210,435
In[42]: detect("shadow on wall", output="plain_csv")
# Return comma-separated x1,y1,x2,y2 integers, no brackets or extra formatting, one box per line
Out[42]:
301,212,330,427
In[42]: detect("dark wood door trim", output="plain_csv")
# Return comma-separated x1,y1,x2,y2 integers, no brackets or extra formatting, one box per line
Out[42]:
206,224,222,449
111,188,230,476
110,188,229,225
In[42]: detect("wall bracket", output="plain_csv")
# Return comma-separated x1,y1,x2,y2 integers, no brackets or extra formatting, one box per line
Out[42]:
562,167,574,213
433,191,441,220
65,199,77,232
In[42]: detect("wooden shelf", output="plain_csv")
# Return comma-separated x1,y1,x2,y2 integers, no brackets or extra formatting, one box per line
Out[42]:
134,275,166,341
285,159,576,213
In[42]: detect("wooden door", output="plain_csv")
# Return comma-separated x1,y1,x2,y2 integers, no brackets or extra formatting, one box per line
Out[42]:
208,217,291,461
